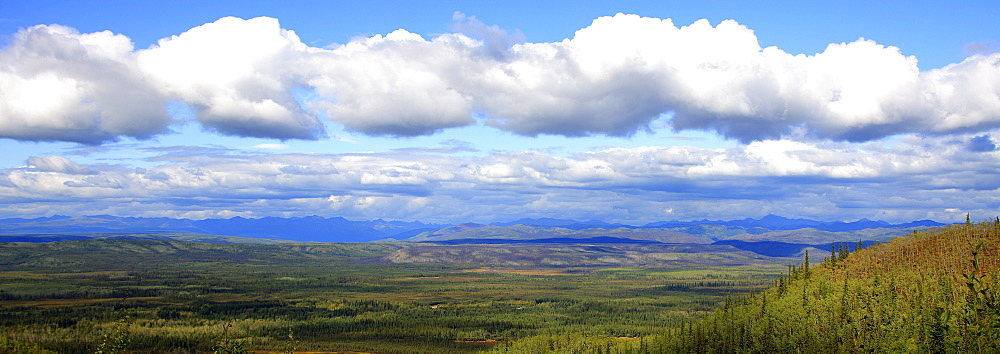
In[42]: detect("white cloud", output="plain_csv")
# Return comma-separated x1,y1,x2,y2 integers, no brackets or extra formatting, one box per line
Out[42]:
684,140,881,178
253,143,288,150
920,54,1000,133
26,156,93,174
1,134,996,223
303,29,477,136
138,17,324,140
0,25,171,143
2,14,1000,144
302,13,1000,142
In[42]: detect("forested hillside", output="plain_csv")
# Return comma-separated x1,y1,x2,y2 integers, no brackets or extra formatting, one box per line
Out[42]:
672,219,1000,352
509,218,1000,353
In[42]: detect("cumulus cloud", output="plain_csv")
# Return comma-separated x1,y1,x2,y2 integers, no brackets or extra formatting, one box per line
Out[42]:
0,25,171,144
2,14,1000,143
138,17,324,140
303,14,1000,142
919,55,1000,134
303,29,478,136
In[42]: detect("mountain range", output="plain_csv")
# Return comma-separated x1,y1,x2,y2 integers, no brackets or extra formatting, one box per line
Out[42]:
0,214,946,243
502,215,943,232
0,215,436,243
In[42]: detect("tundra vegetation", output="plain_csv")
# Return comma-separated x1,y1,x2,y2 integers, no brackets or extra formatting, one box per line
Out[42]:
0,219,997,353
509,218,1000,353
0,240,784,353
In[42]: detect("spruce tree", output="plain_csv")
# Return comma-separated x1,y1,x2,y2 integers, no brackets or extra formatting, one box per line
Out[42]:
803,250,811,279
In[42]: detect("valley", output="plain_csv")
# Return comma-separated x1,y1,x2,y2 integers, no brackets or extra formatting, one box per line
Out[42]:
0,238,789,353
2,215,987,353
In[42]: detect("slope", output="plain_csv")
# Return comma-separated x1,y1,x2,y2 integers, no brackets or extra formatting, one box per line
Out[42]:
488,219,1000,353
660,219,1000,352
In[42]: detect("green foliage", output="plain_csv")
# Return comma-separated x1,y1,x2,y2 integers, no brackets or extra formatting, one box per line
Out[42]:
212,322,248,354
94,315,132,354
0,239,784,353
491,333,651,353
638,220,1000,353
281,327,299,354
952,242,1000,351
94,298,132,354
0,337,57,354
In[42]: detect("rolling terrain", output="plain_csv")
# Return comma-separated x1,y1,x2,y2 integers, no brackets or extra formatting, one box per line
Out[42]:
508,218,1000,352
0,214,945,245
381,243,779,267
0,237,787,353
0,216,989,353
0,215,948,262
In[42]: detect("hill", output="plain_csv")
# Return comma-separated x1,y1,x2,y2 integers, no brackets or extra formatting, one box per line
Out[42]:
0,239,407,271
0,232,295,244
716,227,917,244
407,223,713,244
0,237,790,271
495,219,1000,352
0,215,945,244
657,220,1000,352
405,222,936,258
381,243,779,267
642,214,945,232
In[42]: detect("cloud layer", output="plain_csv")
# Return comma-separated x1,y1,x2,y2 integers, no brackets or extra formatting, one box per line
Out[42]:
2,14,999,143
2,134,996,223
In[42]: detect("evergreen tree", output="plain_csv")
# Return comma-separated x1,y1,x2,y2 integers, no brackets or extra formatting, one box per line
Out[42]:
803,250,811,279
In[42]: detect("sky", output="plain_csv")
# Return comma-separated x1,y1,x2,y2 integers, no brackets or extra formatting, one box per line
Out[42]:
0,0,998,224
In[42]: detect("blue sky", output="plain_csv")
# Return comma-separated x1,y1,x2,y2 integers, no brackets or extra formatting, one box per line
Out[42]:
0,0,998,224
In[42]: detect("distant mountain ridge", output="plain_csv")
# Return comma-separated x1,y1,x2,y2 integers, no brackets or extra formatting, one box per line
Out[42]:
407,223,713,244
496,214,944,232
643,214,944,232
0,215,440,242
0,214,948,244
